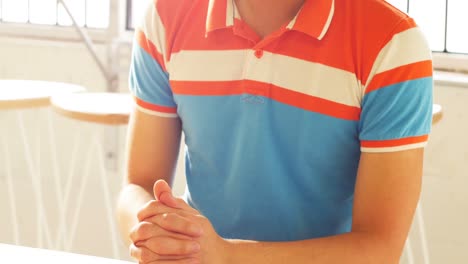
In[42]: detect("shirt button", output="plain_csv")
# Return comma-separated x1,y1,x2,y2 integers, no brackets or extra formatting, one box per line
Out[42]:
254,49,263,58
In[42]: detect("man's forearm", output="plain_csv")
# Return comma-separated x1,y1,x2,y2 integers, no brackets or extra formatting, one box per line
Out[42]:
225,231,400,264
116,184,154,246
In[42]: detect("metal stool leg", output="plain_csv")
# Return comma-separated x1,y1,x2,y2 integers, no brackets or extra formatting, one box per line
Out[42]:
2,130,20,245
403,202,431,264
405,237,415,264
416,203,431,264
17,111,53,248
96,133,120,259
64,134,95,251
46,110,65,249
54,131,81,249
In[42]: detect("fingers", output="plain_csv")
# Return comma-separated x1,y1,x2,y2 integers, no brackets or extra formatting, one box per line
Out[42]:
130,214,202,243
151,213,203,237
137,200,197,222
138,200,177,221
143,236,200,256
130,220,191,243
154,180,172,198
146,260,199,264
129,244,200,264
132,182,204,263
153,181,195,212
154,180,179,208
159,191,180,209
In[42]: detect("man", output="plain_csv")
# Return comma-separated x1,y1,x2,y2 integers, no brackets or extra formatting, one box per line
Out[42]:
117,0,433,263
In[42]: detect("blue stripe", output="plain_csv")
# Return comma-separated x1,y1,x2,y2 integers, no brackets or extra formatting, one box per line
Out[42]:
175,94,360,240
129,43,176,108
360,77,433,141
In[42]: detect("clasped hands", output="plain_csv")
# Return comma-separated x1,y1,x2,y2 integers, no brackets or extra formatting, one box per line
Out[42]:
129,180,228,264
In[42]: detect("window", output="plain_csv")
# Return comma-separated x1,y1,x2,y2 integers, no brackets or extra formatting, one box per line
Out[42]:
0,0,110,29
386,0,468,54
126,0,147,30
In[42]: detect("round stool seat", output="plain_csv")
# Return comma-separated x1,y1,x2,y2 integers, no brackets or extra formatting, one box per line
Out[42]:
432,104,443,125
51,92,132,125
0,80,85,110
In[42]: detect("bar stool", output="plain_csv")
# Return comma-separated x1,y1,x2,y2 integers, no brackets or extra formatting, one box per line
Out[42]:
0,80,85,248
51,92,131,125
50,92,132,259
432,104,443,125
405,104,443,264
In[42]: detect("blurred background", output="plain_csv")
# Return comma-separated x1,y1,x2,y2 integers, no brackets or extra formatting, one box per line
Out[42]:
0,0,467,263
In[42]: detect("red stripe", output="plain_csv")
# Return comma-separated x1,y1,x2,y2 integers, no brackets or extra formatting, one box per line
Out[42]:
136,30,167,72
361,135,428,148
365,60,433,94
392,17,417,35
170,80,361,121
270,83,361,121
134,96,177,114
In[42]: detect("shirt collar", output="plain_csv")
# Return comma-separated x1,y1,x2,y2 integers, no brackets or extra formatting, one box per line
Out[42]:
286,0,335,40
206,0,335,40
205,0,236,33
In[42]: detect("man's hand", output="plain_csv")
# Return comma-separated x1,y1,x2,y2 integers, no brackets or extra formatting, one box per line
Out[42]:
130,180,229,264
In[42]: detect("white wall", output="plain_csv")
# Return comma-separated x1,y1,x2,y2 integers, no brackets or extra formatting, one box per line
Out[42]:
0,36,467,263
414,84,468,263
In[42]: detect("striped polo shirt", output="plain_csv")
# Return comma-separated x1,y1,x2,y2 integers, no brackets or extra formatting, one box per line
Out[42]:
129,0,433,241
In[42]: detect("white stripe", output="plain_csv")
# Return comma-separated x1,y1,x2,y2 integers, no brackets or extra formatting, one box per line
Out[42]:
286,15,299,29
226,0,235,26
286,15,300,29
368,27,432,84
361,142,427,153
170,50,362,107
233,0,241,20
170,50,249,81
137,1,167,64
135,104,178,118
317,0,335,40
206,0,216,30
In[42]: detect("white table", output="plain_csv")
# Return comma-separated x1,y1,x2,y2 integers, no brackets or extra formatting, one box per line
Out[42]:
0,243,133,264
0,80,85,109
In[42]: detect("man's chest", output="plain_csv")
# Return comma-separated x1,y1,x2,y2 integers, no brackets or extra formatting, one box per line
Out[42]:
167,46,363,122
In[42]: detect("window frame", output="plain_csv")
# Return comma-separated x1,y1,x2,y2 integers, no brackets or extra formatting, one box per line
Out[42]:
433,52,468,73
0,0,466,73
0,0,122,44
0,22,108,43
125,0,133,30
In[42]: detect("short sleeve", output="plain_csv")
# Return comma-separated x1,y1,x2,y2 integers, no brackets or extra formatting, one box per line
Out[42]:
359,19,433,153
129,0,178,118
